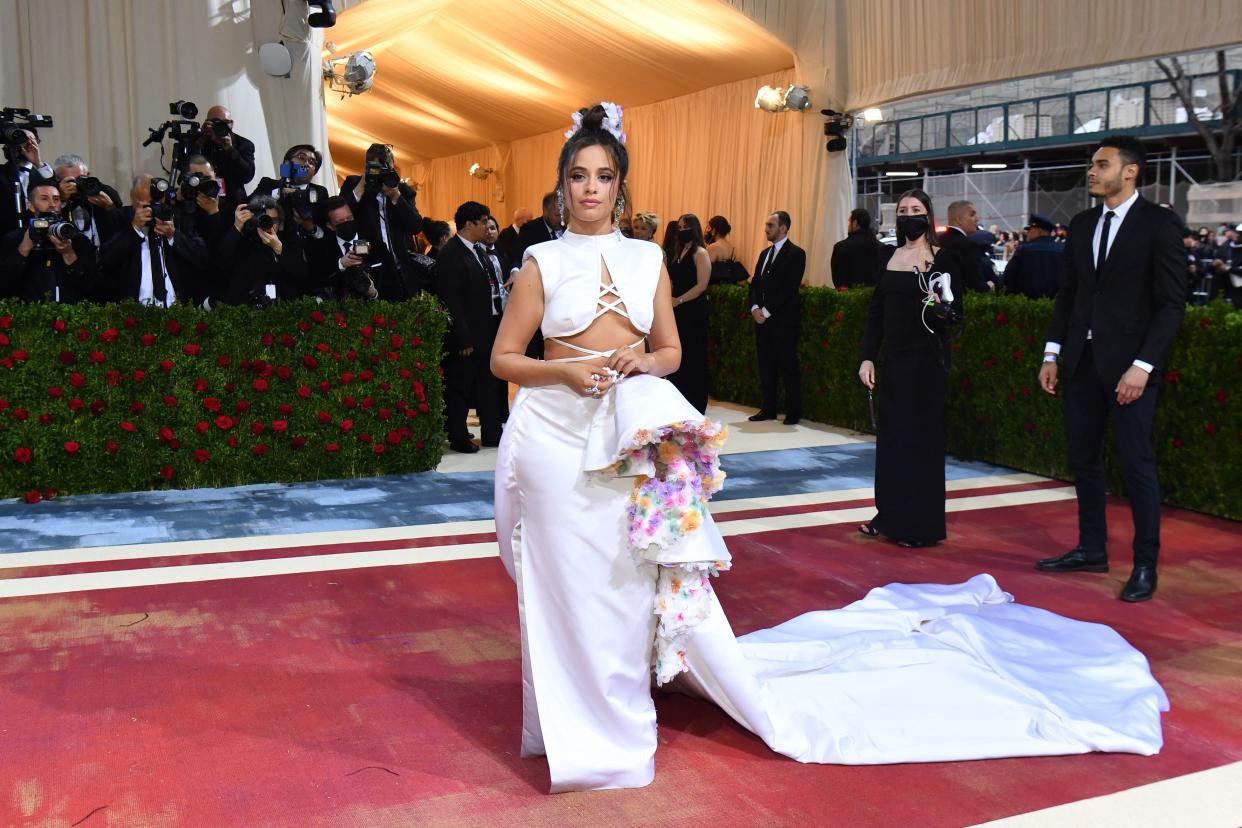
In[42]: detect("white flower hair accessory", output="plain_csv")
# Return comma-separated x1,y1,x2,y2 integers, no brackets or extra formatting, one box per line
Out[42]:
565,101,627,144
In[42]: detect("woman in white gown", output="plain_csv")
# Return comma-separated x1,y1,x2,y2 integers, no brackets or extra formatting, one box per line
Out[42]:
491,103,1168,794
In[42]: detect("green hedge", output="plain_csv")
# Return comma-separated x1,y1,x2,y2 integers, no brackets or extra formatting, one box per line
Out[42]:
0,297,446,502
708,284,1242,520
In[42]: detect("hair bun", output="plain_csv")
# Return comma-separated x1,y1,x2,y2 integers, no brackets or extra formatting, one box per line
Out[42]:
577,104,608,132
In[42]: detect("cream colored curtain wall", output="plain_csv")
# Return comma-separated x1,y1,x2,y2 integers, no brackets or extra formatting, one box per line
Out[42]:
0,0,339,194
416,70,849,283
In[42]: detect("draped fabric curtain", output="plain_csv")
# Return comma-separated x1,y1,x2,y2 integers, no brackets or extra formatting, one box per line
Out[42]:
0,0,339,195
417,70,852,283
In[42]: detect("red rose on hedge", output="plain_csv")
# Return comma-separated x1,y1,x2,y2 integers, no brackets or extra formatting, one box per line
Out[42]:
276,366,292,381
217,355,231,367
291,436,306,448
271,419,288,432
252,379,268,393
160,359,174,372
251,420,265,435
69,372,85,386
48,386,64,398
23,491,40,504
315,342,330,353
202,397,221,412
159,427,174,442
1205,423,1219,436
386,430,401,445
418,402,429,413
196,322,208,335
318,380,331,393
160,466,175,480
106,441,118,454
120,421,136,432
105,370,121,386
361,325,374,338
69,398,84,411
64,441,80,454
303,355,319,369
261,333,275,347
130,401,145,413
0,315,10,328
340,419,354,432
378,408,393,420
278,403,292,415
235,400,250,413
373,444,385,455
183,343,201,356
53,319,66,332
297,385,311,399
390,334,403,348
317,410,331,423
310,310,326,324
90,400,106,415
215,415,234,430
297,321,311,333
252,444,267,457
89,351,106,364
12,350,28,361
59,350,75,365
14,447,32,464
133,369,146,382
1165,371,1181,384
280,334,295,347
343,395,357,408
358,432,373,444
163,395,178,407
0,333,8,346
165,319,182,335
227,437,238,448
39,413,53,425
195,421,210,433
325,442,339,453
194,449,210,463
141,333,156,346
359,369,374,382
372,314,385,326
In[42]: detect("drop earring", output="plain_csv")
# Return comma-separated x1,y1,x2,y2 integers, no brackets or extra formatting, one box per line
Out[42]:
614,192,626,225
556,189,566,226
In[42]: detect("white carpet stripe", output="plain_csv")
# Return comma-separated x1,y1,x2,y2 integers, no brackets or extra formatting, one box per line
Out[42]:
0,486,1074,598
970,760,1242,828
0,473,1051,569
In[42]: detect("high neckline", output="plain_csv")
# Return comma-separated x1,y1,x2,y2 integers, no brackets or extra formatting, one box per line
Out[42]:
560,228,623,246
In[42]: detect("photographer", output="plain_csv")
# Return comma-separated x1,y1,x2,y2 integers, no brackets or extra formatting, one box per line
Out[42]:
54,154,124,248
215,195,309,306
191,105,256,204
253,144,331,239
100,174,205,306
174,155,233,247
1,127,54,233
305,195,399,300
1,178,100,302
342,142,423,297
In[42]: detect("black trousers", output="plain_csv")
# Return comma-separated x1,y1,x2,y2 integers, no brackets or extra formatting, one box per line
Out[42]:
1063,343,1161,567
443,344,502,445
755,315,801,419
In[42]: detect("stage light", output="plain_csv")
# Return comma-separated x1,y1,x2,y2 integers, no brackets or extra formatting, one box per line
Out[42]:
783,85,812,112
469,163,494,180
322,50,375,97
755,84,812,113
306,1,337,28
862,108,884,122
754,85,785,112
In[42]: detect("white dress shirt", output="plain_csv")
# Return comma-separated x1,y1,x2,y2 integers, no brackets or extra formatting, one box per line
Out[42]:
134,227,177,307
751,236,788,318
1044,190,1152,373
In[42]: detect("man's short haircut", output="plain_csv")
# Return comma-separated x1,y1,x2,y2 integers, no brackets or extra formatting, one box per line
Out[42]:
321,195,350,219
183,154,211,171
1098,136,1146,177
27,176,59,201
52,154,87,172
454,200,490,230
426,220,451,244
849,208,872,231
946,201,973,222
771,210,791,231
247,194,284,225
284,143,323,170
541,191,557,210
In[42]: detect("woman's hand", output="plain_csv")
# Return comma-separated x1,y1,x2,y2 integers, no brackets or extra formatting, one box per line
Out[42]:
859,359,876,390
605,347,651,378
560,363,618,398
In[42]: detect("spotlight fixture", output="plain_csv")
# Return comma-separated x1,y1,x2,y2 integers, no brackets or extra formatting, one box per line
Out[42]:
306,0,337,28
468,163,494,180
862,108,884,122
754,84,812,113
322,50,375,97
821,109,854,153
970,162,1008,170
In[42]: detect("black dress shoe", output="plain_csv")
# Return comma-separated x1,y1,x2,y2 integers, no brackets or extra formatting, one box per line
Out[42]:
448,439,479,454
748,411,777,422
783,416,800,426
1035,548,1109,573
1120,566,1157,602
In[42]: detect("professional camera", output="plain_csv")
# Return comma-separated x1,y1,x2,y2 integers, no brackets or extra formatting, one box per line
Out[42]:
180,172,220,200
364,162,400,191
142,101,204,183
75,176,104,198
243,212,276,235
349,238,371,257
1,107,54,161
341,266,377,299
148,178,175,222
205,118,231,140
283,187,320,223
28,212,80,244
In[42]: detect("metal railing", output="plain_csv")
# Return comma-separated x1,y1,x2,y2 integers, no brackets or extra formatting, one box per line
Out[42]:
856,70,1241,166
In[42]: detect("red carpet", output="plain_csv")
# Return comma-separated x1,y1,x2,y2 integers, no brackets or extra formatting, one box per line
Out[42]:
2,495,1240,827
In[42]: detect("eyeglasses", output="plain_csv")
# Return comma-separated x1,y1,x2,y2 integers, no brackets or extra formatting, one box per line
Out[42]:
291,152,316,162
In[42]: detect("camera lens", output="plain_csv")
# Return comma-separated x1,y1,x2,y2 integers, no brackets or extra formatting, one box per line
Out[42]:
76,176,102,197
211,120,230,138
200,178,220,198
256,214,275,232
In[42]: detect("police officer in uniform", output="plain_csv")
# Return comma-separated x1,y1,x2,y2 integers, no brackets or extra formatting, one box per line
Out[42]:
1004,213,1065,299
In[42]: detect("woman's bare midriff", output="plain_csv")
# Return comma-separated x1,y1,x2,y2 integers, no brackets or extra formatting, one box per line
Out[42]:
543,312,646,363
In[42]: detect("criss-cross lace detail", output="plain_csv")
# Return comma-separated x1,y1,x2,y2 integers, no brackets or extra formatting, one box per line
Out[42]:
594,279,630,322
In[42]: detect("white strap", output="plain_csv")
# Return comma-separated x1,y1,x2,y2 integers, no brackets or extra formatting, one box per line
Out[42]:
544,337,644,363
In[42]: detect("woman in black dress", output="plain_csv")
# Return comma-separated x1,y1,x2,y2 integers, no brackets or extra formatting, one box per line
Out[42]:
667,213,711,412
857,189,962,547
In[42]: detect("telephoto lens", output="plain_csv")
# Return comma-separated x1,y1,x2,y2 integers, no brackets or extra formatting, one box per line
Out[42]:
210,120,230,139
48,218,80,242
256,214,275,232
151,202,175,222
169,100,198,120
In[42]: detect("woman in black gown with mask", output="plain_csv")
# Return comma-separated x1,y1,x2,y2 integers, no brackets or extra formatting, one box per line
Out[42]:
667,213,712,412
857,189,963,547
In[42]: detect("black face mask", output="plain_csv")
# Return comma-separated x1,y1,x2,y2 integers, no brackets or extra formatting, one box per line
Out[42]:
334,220,357,240
678,228,694,243
896,214,929,242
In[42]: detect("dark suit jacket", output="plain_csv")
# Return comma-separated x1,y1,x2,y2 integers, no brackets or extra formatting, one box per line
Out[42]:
251,178,332,221
64,182,126,247
0,227,101,302
936,228,994,292
1046,195,1187,385
98,219,204,305
748,239,806,319
1004,236,1065,299
830,229,889,287
435,236,496,354
191,132,257,204
516,219,557,260
215,226,309,305
496,224,521,268
304,231,402,301
0,160,55,234
341,177,423,295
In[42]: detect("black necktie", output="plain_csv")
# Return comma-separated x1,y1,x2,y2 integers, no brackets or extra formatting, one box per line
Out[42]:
1095,210,1115,275
475,243,500,315
148,235,168,306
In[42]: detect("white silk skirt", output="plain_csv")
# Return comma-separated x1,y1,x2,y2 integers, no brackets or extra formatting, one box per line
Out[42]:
495,380,1168,794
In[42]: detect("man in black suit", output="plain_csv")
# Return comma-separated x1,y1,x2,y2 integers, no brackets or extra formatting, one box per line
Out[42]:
1,128,54,234
514,192,562,360
483,215,512,422
304,195,401,300
53,154,124,249
342,143,424,298
99,175,205,306
190,105,256,205
495,208,530,270
830,208,889,288
434,200,503,453
937,201,996,292
251,144,332,237
1035,137,1186,603
747,210,806,425
0,178,100,301
215,197,310,306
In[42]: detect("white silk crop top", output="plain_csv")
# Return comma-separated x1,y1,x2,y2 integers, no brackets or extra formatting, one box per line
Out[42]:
522,229,663,338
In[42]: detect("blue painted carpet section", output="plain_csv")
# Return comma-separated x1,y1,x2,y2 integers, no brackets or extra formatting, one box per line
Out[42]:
0,444,1011,554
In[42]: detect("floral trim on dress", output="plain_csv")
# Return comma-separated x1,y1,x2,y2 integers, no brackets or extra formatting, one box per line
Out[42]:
611,419,731,684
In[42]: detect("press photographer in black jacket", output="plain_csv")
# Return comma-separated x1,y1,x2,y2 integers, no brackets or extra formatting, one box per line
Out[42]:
1,178,100,301
304,195,402,301
252,144,331,239
341,143,423,297
190,105,256,204
99,175,205,306
215,196,309,306
53,154,123,249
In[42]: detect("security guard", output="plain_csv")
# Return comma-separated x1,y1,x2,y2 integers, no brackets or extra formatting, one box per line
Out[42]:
1004,213,1065,299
